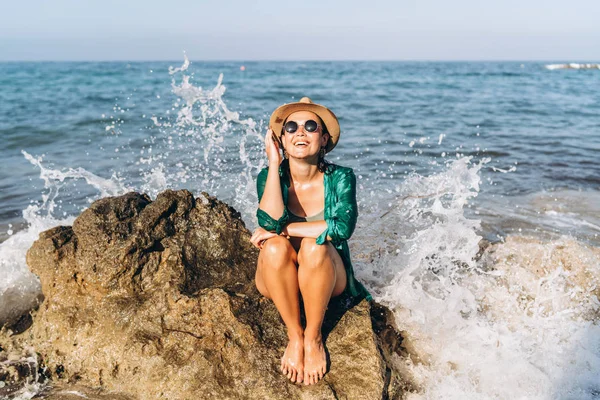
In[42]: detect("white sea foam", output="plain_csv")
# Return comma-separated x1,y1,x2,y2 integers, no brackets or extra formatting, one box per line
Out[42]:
353,157,600,399
545,63,600,70
0,153,129,328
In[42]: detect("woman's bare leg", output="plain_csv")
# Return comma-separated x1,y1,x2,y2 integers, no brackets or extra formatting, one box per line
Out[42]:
255,236,304,383
297,238,346,385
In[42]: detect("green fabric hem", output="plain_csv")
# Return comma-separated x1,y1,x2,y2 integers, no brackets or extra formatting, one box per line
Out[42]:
316,227,328,245
256,207,289,234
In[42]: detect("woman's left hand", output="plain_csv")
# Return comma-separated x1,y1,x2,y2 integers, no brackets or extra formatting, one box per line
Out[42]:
250,227,278,249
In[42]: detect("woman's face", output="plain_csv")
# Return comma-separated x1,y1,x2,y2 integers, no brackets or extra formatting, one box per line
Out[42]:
281,111,329,160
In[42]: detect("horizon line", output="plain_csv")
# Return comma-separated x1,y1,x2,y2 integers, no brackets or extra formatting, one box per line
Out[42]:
1,59,599,63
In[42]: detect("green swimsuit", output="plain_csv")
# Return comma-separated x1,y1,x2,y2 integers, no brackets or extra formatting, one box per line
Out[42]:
287,208,325,223
256,160,371,301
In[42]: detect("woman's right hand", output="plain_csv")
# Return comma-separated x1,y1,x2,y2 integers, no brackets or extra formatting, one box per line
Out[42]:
265,128,282,166
250,227,278,249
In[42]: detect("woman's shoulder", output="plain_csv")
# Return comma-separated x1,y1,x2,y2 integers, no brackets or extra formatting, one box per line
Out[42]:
325,162,355,177
257,166,269,177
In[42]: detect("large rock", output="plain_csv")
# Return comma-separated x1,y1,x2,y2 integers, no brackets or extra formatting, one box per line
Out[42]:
2,190,411,399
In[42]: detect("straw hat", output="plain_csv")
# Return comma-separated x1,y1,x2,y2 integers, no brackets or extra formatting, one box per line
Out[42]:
269,97,340,153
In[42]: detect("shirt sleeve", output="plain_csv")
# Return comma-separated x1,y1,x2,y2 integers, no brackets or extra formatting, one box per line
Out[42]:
316,168,358,246
256,167,289,234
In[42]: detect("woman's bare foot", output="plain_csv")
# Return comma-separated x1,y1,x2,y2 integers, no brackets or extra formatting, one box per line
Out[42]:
303,335,327,385
281,334,304,383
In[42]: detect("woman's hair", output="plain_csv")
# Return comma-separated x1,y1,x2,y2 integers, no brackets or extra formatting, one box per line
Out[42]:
316,133,330,173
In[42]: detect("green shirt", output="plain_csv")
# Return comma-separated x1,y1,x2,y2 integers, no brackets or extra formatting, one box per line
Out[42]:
256,160,372,301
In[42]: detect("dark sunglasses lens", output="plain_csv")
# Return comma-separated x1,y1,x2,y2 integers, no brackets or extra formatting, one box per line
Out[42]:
284,121,298,133
304,120,318,132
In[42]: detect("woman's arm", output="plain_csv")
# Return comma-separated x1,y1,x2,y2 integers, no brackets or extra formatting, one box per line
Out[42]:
258,167,285,220
281,221,330,240
255,129,290,234
258,129,285,219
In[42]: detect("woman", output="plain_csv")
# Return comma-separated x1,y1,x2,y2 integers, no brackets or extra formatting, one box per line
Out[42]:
250,97,371,386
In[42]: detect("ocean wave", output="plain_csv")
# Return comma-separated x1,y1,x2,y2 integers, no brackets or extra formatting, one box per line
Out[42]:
545,63,600,70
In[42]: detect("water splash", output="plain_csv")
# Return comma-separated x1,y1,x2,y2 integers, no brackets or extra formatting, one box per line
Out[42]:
1,59,266,330
22,151,129,211
0,152,130,328
352,157,600,399
138,57,265,219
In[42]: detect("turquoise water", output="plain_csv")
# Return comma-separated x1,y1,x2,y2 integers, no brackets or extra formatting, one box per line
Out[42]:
1,60,600,399
1,60,599,243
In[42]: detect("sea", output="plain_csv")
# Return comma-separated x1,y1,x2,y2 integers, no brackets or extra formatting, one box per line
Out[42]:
1,58,599,399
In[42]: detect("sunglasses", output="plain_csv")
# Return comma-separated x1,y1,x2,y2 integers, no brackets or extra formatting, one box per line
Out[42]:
283,120,321,134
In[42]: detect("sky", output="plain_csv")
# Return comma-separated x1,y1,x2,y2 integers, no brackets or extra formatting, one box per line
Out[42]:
0,0,599,61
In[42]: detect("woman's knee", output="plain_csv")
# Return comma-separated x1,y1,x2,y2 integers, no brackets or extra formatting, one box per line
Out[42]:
259,235,295,268
297,238,328,267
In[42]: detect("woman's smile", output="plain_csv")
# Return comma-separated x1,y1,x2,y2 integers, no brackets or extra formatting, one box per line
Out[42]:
293,138,310,147
289,137,319,157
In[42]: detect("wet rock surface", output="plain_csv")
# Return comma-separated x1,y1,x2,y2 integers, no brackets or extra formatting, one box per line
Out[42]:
1,190,411,399
0,357,38,398
35,384,135,400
